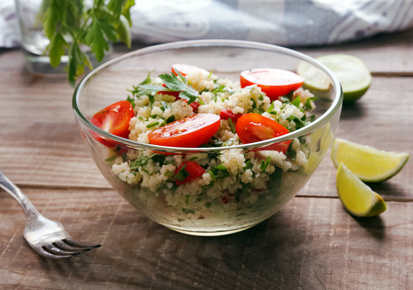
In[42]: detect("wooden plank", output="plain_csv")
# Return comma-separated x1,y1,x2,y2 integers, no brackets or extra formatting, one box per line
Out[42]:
1,187,412,289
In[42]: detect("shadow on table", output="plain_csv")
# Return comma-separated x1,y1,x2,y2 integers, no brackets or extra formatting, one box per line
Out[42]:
351,215,386,241
340,102,368,120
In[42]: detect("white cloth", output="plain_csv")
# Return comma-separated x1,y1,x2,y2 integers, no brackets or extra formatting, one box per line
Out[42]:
4,0,413,48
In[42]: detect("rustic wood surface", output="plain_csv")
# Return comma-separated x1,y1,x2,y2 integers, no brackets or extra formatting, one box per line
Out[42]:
1,29,413,289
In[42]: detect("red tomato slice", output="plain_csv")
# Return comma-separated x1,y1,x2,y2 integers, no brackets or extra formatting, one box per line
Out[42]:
172,64,209,77
148,113,220,147
175,161,205,185
240,68,303,101
220,109,242,123
91,100,134,147
236,113,291,153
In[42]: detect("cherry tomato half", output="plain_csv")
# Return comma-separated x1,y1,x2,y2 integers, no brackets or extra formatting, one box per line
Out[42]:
172,64,209,77
91,100,134,147
240,68,303,101
175,161,205,185
236,113,291,153
220,109,242,123
148,113,220,148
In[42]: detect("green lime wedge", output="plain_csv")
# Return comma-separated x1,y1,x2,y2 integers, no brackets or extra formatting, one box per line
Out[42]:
336,163,387,217
297,54,372,102
331,138,409,183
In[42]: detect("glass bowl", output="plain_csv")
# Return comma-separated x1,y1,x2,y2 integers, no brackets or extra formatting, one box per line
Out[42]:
73,40,342,236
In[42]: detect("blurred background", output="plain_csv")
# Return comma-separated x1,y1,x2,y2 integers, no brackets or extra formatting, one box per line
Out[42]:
2,0,413,49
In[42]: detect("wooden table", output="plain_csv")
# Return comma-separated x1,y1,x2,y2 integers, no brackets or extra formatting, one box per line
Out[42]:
1,30,412,290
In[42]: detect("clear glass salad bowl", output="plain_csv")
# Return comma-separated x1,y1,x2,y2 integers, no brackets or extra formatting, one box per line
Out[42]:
73,40,342,236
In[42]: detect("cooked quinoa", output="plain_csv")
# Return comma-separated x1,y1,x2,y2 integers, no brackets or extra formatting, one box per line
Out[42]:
108,67,316,219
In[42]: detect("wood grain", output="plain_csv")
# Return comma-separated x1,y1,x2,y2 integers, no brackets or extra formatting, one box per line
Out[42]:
299,29,413,75
1,187,413,290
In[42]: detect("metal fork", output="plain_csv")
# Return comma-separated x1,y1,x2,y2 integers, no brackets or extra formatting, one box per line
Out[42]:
0,171,100,259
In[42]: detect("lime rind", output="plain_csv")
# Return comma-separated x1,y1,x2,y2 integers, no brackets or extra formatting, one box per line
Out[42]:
332,138,409,183
336,163,387,217
297,61,331,92
297,54,372,102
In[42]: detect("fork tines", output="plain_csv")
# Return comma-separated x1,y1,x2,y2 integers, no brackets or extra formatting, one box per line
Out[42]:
41,239,101,258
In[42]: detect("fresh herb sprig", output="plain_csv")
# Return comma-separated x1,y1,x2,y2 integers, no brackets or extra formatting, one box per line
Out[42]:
42,0,135,85
131,72,199,104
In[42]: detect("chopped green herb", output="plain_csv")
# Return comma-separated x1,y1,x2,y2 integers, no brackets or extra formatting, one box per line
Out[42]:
185,195,190,205
130,156,149,170
175,165,189,182
287,116,306,130
205,202,212,208
258,94,264,101
151,154,166,166
146,121,159,128
209,164,229,180
160,101,167,112
227,118,236,133
207,151,220,160
291,96,301,107
166,115,175,123
126,96,135,109
260,157,271,172
212,84,225,94
251,98,257,109
286,142,296,159
140,73,152,85
245,159,253,170
148,94,155,104
150,114,158,118
304,97,316,110
208,137,223,147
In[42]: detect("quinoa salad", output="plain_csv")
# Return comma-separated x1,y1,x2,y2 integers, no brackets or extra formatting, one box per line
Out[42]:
92,64,316,221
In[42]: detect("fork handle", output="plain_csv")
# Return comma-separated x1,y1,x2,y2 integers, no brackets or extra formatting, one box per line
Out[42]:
0,171,40,219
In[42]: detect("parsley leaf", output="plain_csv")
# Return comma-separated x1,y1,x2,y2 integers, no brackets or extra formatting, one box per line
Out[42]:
159,73,199,104
49,33,67,67
291,96,301,108
287,116,306,130
175,165,189,182
260,157,271,172
126,95,135,108
227,118,236,133
41,0,135,85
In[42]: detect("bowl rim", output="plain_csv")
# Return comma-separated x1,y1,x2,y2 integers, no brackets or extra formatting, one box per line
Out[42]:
73,39,343,152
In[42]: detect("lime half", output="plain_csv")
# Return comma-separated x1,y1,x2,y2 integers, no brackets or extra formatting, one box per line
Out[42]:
297,54,372,102
337,163,387,217
331,138,409,183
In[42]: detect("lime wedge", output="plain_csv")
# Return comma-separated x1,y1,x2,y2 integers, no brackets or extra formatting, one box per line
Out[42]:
331,138,409,182
297,54,372,102
336,163,387,217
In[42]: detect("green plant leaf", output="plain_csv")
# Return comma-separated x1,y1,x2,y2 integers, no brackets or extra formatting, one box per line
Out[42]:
122,0,135,26
42,0,59,39
85,19,108,62
116,16,131,47
49,33,67,67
